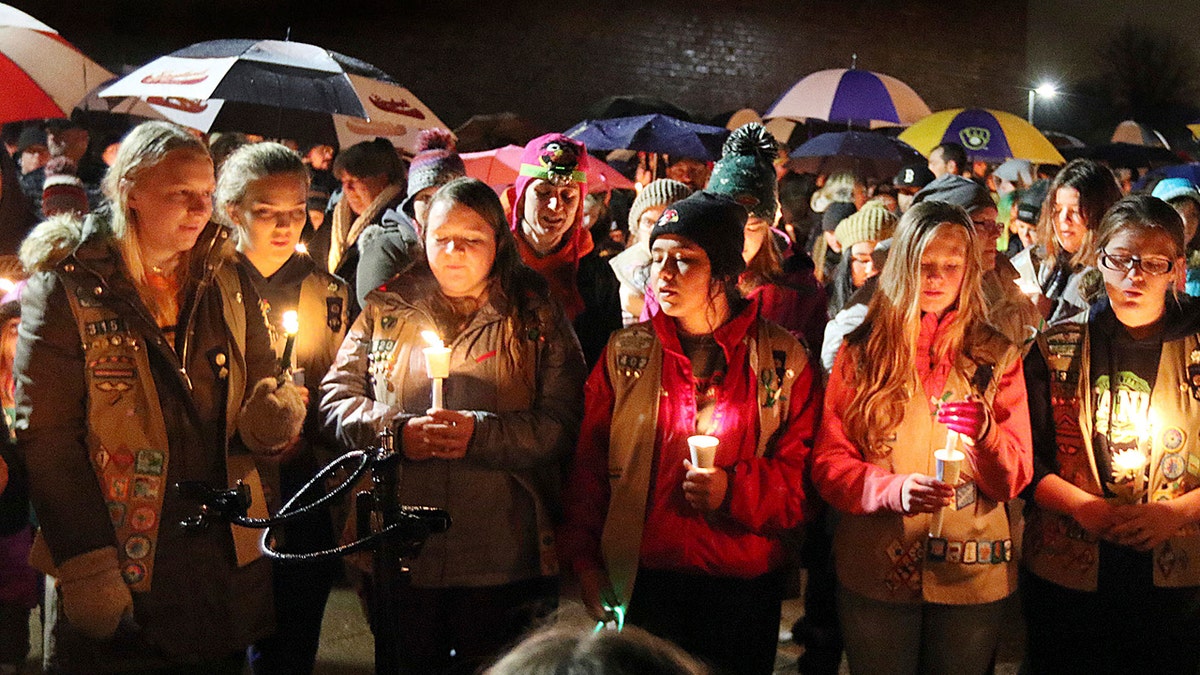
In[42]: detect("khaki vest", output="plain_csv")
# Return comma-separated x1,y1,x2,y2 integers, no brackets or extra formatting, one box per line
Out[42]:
1024,316,1200,590
33,264,269,592
834,336,1019,605
600,318,809,608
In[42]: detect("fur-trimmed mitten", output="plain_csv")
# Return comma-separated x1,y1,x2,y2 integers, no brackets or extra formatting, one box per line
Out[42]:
238,378,306,456
57,546,134,640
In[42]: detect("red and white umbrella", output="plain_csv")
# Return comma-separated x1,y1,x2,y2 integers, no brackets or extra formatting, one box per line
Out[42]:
0,3,114,123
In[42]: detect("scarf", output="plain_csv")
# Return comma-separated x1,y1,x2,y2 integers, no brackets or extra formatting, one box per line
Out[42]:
328,182,405,273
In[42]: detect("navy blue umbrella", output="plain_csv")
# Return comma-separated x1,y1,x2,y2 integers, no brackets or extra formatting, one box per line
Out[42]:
564,114,729,160
788,131,924,178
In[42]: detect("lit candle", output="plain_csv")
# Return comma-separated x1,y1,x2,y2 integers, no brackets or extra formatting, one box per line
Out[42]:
1111,448,1147,501
279,310,299,373
687,435,719,469
294,242,308,255
421,330,451,411
930,431,965,538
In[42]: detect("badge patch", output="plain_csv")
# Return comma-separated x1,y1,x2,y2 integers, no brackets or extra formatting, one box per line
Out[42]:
963,541,978,564
955,481,978,510
1163,427,1186,451
979,541,993,563
93,448,111,471
132,477,160,500
927,537,948,562
84,318,127,336
109,477,129,500
1161,453,1187,481
328,298,344,332
121,563,146,585
108,502,126,528
89,355,136,380
135,450,164,476
124,536,151,560
946,541,963,564
130,507,157,532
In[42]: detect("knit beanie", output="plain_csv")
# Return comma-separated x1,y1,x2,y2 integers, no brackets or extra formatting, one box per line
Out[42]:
1152,177,1200,209
706,123,778,220
1016,179,1050,224
508,133,590,231
822,201,857,233
628,179,692,233
41,156,88,217
913,174,994,214
406,128,466,198
650,191,747,279
834,204,898,250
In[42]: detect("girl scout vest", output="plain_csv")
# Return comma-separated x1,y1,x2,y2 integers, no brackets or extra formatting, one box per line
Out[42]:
1023,314,1200,591
600,318,808,609
834,333,1018,605
46,261,269,592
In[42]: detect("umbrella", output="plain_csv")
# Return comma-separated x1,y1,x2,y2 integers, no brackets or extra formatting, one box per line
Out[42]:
1061,143,1181,169
898,108,1065,164
1111,120,1169,148
453,112,543,152
564,114,729,161
788,131,925,179
764,68,932,129
583,95,693,123
461,145,634,194
0,3,115,124
99,39,445,150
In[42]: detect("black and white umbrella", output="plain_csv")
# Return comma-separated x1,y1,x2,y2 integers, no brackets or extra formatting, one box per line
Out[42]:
99,39,445,150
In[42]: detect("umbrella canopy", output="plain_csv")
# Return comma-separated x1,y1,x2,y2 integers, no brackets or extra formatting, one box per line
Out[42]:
584,95,693,123
453,112,543,152
461,145,634,194
898,108,1065,164
564,114,729,161
0,3,115,124
788,131,924,179
99,39,444,150
1061,143,1181,170
1111,120,1169,148
764,68,931,129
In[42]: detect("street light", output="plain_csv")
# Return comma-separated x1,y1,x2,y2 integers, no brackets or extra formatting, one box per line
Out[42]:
1027,82,1058,125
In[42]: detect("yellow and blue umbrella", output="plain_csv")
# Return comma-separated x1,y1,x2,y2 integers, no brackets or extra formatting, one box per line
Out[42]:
899,108,1064,164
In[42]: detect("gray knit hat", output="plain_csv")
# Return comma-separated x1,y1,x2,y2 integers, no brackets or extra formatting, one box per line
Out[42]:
913,174,995,214
628,179,693,232
406,128,466,198
834,204,898,249
706,123,779,220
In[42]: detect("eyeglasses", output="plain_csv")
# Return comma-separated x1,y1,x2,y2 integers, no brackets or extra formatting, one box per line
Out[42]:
1099,251,1174,276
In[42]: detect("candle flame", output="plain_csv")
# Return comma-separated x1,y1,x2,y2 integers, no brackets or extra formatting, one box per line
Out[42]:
295,242,308,255
282,310,300,336
420,330,443,349
0,278,14,294
1111,448,1147,474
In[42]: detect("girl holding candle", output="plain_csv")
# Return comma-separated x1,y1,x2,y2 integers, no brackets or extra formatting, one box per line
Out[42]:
215,142,350,675
321,177,586,675
809,201,1032,675
561,191,818,675
1021,195,1200,674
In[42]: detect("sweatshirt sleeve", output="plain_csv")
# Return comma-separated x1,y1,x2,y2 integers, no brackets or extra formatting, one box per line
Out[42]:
969,351,1034,503
14,272,115,565
809,346,909,515
559,355,616,574
319,304,408,450
1020,346,1059,500
723,356,817,533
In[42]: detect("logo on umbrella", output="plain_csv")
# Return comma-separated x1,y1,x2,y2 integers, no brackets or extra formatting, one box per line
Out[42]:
369,94,426,120
140,70,209,86
345,118,407,137
147,97,208,113
959,127,991,151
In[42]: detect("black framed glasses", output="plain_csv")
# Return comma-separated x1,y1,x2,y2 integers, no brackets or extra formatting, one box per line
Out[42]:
1099,251,1174,276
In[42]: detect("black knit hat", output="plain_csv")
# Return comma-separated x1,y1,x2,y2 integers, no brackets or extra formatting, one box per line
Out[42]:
650,191,747,279
706,123,778,219
821,201,857,232
1016,179,1051,224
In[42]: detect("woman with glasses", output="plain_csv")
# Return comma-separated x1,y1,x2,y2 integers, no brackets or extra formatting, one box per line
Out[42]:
1012,159,1122,326
1021,195,1200,673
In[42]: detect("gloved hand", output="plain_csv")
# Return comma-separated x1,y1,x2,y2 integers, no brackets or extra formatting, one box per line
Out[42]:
937,400,990,443
56,546,134,640
238,377,306,456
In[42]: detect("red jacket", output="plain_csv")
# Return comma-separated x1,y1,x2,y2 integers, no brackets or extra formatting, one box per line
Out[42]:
811,311,1033,516
561,299,818,579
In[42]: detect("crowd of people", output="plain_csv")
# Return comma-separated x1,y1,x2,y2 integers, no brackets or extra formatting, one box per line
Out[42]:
0,112,1198,675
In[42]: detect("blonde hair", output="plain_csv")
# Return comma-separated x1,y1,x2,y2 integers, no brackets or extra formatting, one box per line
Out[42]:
214,141,309,241
843,201,989,456
101,121,210,324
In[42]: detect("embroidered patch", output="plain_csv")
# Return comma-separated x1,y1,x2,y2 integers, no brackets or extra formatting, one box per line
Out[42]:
207,347,229,381
1189,454,1200,480
121,563,146,585
135,450,164,476
979,541,993,563
96,381,132,392
130,507,157,532
93,448,111,471
1157,539,1188,578
1161,453,1187,481
124,536,151,560
108,502,126,528
955,481,977,510
109,477,129,500
883,540,924,591
946,541,963,563
963,541,978,564
89,355,136,380
327,297,344,332
927,537,948,562
132,477,160,500
1163,427,1186,452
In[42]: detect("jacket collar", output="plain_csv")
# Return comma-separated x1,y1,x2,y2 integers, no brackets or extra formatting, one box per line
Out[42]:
652,295,761,363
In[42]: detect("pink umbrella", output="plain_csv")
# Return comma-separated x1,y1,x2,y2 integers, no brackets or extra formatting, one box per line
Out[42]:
461,145,634,194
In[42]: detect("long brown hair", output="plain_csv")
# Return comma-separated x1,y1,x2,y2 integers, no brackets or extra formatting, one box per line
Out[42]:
1035,159,1122,268
843,201,989,456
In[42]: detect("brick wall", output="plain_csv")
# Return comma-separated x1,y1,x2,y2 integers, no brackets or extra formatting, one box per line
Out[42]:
29,0,1029,136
